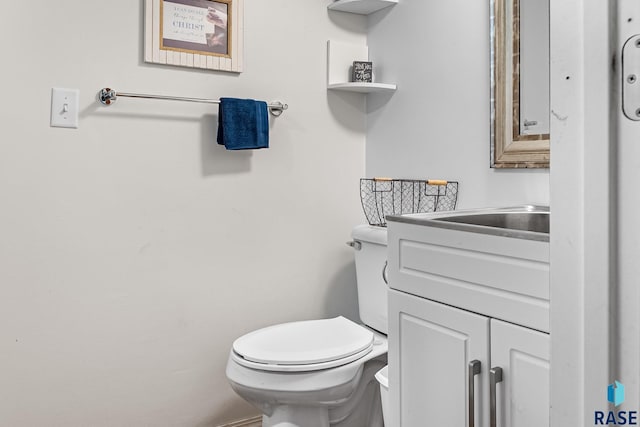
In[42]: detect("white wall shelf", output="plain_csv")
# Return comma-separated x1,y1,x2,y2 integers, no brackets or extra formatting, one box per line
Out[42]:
327,0,398,15
326,40,396,94
328,82,397,93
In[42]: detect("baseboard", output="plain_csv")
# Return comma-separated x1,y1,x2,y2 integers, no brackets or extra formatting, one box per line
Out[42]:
217,415,262,427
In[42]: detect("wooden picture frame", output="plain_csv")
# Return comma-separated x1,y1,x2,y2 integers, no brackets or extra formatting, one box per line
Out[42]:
491,0,549,168
145,0,244,73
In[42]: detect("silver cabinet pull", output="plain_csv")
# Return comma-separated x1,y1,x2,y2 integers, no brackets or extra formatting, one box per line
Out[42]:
382,261,389,285
490,367,503,427
468,360,481,427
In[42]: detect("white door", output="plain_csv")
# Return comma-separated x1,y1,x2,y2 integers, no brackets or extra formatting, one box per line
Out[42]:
551,0,640,422
490,319,550,427
616,0,640,412
388,289,490,427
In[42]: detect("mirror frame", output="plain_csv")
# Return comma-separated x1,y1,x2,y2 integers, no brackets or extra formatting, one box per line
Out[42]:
491,0,550,168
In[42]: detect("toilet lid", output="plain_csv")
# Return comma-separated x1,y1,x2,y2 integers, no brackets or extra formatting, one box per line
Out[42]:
232,316,374,369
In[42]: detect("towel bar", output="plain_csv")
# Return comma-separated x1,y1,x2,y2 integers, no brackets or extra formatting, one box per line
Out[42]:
98,88,288,117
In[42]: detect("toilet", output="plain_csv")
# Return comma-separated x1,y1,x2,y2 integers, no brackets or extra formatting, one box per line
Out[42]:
225,225,388,427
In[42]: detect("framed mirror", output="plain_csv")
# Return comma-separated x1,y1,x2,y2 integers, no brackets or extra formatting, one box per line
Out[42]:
491,0,550,168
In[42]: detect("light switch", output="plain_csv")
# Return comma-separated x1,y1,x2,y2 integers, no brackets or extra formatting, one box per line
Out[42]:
50,88,79,128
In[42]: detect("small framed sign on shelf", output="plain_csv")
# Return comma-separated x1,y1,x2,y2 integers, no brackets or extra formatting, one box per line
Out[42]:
145,0,244,73
352,61,373,83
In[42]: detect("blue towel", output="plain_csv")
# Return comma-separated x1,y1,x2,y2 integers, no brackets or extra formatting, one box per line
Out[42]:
217,98,269,150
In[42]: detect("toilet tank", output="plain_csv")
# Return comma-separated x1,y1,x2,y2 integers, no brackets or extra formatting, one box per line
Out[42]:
351,225,388,334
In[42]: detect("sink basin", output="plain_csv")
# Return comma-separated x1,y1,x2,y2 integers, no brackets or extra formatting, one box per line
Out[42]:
434,210,549,233
387,205,549,241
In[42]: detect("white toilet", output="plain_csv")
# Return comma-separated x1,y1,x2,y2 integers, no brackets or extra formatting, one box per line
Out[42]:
226,225,388,427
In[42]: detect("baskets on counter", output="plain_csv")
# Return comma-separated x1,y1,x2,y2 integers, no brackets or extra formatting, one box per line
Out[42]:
360,178,459,227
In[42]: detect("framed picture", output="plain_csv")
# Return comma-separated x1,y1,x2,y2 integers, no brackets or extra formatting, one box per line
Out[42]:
145,0,244,73
352,61,373,83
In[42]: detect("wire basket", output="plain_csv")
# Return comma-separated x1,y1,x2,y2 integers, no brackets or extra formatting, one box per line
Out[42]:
360,178,459,227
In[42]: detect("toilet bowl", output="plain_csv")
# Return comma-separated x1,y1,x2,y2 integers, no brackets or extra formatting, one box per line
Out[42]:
226,225,388,427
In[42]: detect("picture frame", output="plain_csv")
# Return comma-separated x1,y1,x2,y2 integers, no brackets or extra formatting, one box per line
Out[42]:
352,61,373,83
145,0,244,73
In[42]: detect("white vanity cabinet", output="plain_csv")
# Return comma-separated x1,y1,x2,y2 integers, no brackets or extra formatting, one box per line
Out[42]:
389,290,550,427
490,318,550,427
386,211,550,427
388,290,490,427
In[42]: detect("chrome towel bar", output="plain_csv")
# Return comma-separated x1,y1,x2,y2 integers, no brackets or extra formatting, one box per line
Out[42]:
98,88,288,117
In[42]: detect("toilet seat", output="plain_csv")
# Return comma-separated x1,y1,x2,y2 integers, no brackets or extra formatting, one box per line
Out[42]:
232,316,374,372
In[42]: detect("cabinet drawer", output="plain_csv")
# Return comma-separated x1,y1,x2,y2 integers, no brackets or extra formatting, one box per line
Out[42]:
388,220,550,332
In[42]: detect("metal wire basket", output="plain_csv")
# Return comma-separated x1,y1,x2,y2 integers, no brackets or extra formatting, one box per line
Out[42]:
360,178,459,227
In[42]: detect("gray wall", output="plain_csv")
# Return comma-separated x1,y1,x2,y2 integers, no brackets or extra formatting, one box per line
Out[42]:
366,0,549,209
0,1,367,425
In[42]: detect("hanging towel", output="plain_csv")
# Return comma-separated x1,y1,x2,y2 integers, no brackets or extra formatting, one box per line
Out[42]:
217,98,269,150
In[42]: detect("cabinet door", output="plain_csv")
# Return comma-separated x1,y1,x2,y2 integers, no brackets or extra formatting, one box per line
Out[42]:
389,289,490,427
490,319,550,427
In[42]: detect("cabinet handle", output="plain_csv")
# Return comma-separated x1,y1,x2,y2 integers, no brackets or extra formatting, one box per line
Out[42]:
490,367,503,427
468,360,481,427
382,261,389,285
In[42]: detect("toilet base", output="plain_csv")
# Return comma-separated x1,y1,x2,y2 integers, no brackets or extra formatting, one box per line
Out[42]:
263,406,329,427
259,359,385,427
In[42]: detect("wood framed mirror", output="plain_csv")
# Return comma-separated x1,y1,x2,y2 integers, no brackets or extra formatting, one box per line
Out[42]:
491,0,550,168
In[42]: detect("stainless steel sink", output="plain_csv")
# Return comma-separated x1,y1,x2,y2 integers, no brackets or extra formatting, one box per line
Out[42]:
387,205,549,241
435,210,549,233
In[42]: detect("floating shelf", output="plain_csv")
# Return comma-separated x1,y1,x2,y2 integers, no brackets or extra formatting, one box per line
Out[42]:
327,0,398,15
327,41,397,94
328,82,397,93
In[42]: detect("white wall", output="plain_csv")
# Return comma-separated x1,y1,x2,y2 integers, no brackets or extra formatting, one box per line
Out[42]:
366,1,549,209
0,1,368,426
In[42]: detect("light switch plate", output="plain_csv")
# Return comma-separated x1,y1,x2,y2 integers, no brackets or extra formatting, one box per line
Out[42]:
50,88,79,128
